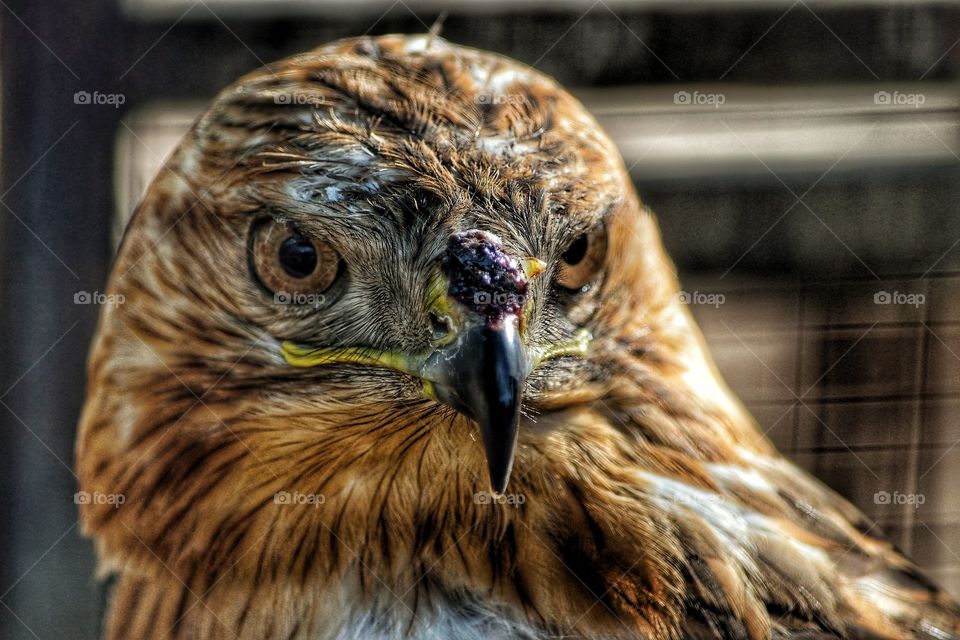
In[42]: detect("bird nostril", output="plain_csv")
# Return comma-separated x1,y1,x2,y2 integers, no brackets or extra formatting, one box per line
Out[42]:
429,312,452,344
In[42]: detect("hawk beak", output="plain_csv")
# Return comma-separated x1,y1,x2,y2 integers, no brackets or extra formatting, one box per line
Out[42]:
422,317,527,494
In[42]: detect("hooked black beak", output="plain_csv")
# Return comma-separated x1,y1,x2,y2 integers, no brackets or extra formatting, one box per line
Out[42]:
424,318,527,494
423,228,541,493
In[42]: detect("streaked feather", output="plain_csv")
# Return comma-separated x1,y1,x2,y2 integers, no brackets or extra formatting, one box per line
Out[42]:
76,34,960,639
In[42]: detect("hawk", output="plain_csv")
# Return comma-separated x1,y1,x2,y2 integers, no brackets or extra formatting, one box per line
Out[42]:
76,34,960,639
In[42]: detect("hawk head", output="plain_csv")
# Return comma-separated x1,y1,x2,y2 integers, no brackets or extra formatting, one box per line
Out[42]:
79,35,949,640
80,34,728,501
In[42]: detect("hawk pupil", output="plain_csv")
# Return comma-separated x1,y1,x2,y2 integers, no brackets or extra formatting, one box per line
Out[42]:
278,236,318,278
563,234,588,266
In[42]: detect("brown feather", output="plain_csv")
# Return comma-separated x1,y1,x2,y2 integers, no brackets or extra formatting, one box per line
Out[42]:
77,34,960,639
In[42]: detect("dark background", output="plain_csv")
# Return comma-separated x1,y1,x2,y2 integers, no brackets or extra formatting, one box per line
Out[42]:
3,1,960,638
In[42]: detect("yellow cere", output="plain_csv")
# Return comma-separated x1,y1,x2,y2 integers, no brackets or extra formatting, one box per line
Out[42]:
521,257,547,279
424,270,455,320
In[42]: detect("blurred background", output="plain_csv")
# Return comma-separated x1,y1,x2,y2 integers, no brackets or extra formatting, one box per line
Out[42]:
3,0,960,637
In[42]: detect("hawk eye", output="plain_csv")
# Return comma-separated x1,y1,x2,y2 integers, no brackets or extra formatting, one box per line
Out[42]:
556,222,607,293
251,219,342,300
